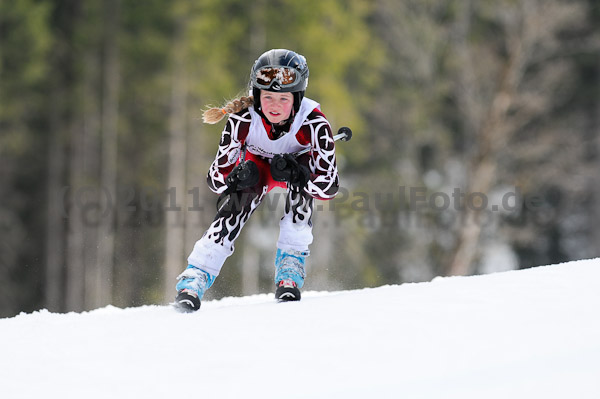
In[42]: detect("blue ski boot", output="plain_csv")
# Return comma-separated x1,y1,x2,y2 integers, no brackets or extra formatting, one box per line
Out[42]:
274,249,308,302
175,265,215,312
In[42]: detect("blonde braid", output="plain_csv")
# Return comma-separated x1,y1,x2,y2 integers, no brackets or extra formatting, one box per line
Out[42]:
202,96,254,124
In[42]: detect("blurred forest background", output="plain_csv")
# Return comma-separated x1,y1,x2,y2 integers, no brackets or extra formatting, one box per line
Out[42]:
1,0,599,317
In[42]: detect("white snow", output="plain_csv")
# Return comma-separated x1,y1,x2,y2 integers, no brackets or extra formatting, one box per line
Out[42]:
1,258,600,399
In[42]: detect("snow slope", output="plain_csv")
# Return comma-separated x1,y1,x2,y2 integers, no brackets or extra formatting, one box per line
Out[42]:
1,259,599,399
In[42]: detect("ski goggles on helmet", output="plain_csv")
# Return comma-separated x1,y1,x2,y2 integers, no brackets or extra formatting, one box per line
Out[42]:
252,66,298,89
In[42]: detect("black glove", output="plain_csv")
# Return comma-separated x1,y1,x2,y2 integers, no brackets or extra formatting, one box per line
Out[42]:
226,160,259,190
271,154,310,189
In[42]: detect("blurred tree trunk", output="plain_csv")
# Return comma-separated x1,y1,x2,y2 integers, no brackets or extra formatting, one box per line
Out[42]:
164,16,188,301
83,61,101,311
44,1,76,312
64,14,89,311
447,0,551,275
45,82,67,312
66,4,103,312
92,0,120,309
65,120,87,311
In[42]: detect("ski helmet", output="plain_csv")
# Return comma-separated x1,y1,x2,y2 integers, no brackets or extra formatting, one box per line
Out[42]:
250,49,309,114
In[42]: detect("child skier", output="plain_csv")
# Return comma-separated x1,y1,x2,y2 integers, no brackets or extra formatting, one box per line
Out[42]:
175,49,339,311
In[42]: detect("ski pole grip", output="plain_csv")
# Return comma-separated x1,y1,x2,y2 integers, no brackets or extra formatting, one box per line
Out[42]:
275,156,287,171
337,127,352,141
237,163,251,181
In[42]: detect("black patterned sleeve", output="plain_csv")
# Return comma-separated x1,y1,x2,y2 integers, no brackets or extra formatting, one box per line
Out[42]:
304,113,339,200
206,111,251,194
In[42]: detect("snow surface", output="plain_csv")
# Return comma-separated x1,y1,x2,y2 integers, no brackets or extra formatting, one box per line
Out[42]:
1,258,600,399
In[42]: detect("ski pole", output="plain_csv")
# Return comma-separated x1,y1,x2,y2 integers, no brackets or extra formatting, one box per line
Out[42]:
293,127,352,157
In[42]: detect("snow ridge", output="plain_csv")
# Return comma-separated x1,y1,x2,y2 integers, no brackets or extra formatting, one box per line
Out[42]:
1,259,600,399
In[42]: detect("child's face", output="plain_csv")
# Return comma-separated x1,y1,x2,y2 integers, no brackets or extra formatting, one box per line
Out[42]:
260,91,294,125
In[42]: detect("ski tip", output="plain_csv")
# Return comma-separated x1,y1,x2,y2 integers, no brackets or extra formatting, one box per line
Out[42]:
174,290,201,312
275,285,302,302
277,292,298,302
